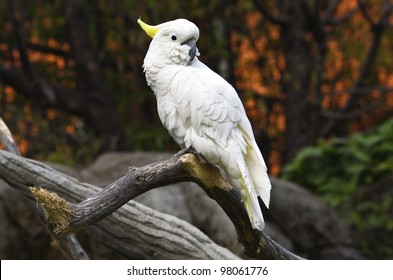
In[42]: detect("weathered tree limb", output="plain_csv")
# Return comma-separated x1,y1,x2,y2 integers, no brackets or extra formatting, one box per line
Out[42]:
0,117,299,259
0,117,89,260
0,117,20,156
0,149,302,259
0,150,238,259
35,207,89,260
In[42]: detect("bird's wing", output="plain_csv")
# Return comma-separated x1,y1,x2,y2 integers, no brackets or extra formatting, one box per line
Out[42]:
162,61,270,229
166,62,247,163
187,61,271,207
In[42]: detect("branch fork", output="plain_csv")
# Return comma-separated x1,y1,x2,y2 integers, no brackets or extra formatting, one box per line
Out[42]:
28,149,302,260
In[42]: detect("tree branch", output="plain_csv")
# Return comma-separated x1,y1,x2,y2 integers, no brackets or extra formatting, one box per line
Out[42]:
357,0,376,26
0,150,238,259
0,117,20,155
26,42,70,58
0,118,89,259
3,0,122,150
0,64,88,117
321,99,385,120
6,0,34,80
252,0,288,26
322,0,341,24
35,206,89,260
0,149,302,260
323,86,393,96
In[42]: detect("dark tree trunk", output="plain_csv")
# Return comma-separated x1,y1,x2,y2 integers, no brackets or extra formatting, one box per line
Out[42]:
63,0,121,150
280,3,312,163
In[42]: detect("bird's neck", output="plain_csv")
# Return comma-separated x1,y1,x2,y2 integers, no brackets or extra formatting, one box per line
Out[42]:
143,58,189,97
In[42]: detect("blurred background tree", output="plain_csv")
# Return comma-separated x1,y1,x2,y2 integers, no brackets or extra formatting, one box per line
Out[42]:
0,0,392,167
1,0,392,170
0,0,392,258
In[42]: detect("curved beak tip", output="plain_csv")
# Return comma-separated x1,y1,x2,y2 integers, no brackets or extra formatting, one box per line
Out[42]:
182,38,197,61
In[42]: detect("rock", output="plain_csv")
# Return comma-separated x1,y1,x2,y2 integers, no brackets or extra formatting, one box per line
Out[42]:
269,177,363,259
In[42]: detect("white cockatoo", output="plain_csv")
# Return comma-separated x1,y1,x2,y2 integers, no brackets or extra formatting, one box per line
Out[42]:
138,18,271,230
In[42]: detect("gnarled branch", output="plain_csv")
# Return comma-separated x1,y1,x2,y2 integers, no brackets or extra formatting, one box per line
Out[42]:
0,117,89,259
0,117,20,156
0,149,302,260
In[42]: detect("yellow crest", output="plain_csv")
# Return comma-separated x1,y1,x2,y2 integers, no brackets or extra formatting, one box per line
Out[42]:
137,18,159,38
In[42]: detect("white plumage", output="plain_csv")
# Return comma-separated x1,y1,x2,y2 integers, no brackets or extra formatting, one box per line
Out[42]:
138,18,271,230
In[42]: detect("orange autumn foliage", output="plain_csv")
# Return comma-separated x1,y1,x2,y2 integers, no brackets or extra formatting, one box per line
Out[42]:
231,0,393,174
0,0,392,172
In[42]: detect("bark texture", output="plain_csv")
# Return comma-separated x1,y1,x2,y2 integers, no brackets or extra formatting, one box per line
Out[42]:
0,150,363,259
0,150,238,259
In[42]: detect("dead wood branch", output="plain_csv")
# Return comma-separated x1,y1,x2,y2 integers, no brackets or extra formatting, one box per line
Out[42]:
0,149,302,259
0,117,20,156
0,117,89,259
0,150,237,259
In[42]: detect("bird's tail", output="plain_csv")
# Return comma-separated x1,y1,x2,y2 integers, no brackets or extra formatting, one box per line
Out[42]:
233,141,271,231
233,164,265,230
244,140,271,208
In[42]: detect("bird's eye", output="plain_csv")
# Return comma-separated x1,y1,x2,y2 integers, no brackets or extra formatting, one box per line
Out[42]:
171,35,177,41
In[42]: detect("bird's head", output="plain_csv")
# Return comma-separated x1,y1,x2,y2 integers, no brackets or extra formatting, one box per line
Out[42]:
138,18,200,67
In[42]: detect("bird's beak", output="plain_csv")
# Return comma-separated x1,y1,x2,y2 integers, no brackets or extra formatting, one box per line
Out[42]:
137,18,159,38
181,38,197,61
